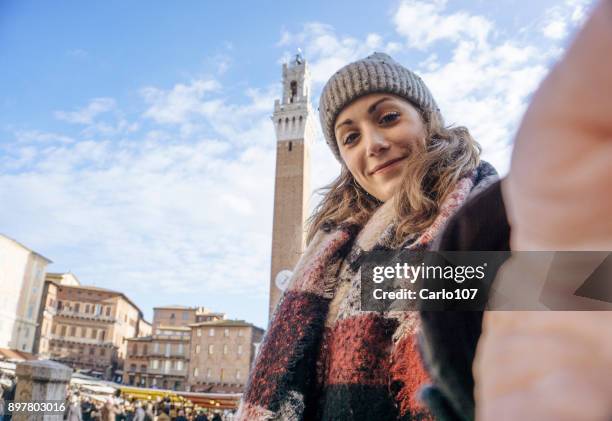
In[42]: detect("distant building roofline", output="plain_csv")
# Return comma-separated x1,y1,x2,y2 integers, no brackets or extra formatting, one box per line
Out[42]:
189,319,264,330
153,305,193,310
46,279,144,319
46,272,81,286
154,325,191,331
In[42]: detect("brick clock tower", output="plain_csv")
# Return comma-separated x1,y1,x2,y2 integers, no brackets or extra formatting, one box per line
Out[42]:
268,53,314,318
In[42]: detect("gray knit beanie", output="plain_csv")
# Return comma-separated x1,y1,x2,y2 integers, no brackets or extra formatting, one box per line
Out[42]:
318,52,443,162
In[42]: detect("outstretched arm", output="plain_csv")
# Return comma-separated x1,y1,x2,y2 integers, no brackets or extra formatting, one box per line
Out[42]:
476,2,612,420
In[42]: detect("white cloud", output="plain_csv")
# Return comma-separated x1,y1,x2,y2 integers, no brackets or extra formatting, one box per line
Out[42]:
393,0,492,49
385,41,402,54
419,53,440,71
15,130,75,145
277,23,397,87
54,98,116,124
540,0,594,40
542,20,568,40
141,79,221,125
277,30,292,47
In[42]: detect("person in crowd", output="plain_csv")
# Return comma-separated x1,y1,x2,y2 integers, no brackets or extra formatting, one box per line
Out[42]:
65,393,83,421
237,51,499,420
194,409,208,421
81,397,95,421
115,402,126,421
89,402,102,421
101,389,120,421
174,408,188,421
133,401,145,421
144,402,154,421
168,403,177,420
156,407,170,421
1,379,15,421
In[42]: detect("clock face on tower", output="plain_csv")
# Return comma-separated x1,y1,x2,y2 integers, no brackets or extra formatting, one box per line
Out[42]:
274,269,293,291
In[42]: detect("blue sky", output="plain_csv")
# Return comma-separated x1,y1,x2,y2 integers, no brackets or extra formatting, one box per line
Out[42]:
0,0,593,328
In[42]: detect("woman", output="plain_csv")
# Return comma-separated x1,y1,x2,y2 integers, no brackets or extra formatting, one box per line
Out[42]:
237,52,499,421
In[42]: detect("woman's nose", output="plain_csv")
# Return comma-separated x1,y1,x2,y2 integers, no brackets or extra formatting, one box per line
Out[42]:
364,129,390,156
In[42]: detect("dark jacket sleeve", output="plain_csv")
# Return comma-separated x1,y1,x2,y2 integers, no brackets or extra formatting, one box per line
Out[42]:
418,180,510,421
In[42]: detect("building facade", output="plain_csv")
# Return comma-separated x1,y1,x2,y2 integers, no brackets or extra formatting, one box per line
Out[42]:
268,54,314,316
188,320,264,393
124,325,191,390
0,234,52,353
34,273,148,379
124,306,263,393
123,306,224,391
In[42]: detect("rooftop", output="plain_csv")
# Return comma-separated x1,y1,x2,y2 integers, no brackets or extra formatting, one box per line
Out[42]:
190,319,263,329
155,325,191,331
47,279,145,318
153,304,192,310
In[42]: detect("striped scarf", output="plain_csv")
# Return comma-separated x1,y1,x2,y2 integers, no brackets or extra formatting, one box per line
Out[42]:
238,162,497,420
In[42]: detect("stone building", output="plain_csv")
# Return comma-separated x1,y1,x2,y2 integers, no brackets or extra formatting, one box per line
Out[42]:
188,319,264,393
0,234,52,353
269,54,314,316
124,325,191,390
123,305,224,391
33,273,148,379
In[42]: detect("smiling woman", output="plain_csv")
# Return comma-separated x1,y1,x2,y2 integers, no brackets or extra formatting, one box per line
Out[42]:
334,94,427,202
237,53,500,421
309,53,484,247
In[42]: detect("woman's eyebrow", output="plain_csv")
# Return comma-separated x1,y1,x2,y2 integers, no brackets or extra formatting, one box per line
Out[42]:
335,97,393,131
367,97,392,114
335,118,353,131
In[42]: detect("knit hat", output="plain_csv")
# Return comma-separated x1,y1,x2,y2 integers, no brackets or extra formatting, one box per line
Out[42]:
318,52,443,162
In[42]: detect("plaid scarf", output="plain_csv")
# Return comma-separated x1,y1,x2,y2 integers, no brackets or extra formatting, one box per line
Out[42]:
238,162,497,421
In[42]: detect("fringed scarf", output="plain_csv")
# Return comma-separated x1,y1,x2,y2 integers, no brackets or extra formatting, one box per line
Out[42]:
237,162,497,421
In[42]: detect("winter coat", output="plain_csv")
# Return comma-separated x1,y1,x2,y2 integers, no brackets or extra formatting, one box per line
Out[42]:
415,180,510,421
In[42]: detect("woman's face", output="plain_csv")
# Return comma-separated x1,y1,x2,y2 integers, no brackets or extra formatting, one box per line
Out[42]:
334,93,427,202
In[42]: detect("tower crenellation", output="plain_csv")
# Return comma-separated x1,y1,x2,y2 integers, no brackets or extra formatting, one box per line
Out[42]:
272,56,315,143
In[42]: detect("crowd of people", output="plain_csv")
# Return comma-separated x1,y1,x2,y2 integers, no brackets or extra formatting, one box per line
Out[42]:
0,377,235,421
63,389,235,421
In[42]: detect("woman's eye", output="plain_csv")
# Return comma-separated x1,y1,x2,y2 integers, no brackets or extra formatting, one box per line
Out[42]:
344,133,359,145
379,112,400,125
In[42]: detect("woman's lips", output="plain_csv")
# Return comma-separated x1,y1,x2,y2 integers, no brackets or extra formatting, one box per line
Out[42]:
370,156,407,175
